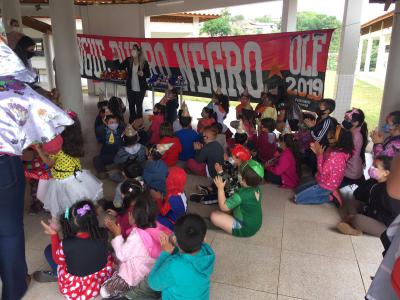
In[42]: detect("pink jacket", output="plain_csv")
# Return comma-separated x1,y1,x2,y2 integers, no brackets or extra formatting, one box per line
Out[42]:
266,148,299,189
111,222,171,286
316,149,350,191
149,114,164,145
345,127,364,180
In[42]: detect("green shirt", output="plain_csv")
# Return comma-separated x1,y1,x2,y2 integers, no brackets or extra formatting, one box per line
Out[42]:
226,186,263,237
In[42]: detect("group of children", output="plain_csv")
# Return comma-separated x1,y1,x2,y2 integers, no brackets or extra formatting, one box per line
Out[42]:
22,80,400,299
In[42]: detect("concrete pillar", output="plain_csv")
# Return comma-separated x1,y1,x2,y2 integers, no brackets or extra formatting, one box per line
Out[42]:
355,38,364,74
376,25,387,75
281,0,297,32
364,33,373,72
379,1,400,125
1,0,22,33
138,6,151,38
333,0,363,120
192,16,200,37
49,0,83,116
80,6,96,95
42,33,55,90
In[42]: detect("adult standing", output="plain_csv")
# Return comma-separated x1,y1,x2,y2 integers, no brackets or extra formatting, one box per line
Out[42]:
5,18,24,51
0,41,72,300
115,44,150,123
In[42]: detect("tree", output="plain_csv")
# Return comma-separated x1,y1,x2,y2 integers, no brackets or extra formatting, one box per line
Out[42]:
200,9,232,37
296,12,342,53
255,15,273,23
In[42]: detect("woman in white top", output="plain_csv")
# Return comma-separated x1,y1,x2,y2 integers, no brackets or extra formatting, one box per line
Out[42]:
115,44,150,123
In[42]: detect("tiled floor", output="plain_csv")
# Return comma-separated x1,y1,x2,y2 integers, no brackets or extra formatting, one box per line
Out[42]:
18,95,383,299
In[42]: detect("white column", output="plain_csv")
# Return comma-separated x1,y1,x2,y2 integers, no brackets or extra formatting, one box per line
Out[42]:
192,16,200,37
355,38,364,74
42,33,55,90
364,33,373,72
138,6,151,38
333,0,363,120
281,0,297,32
1,0,22,33
80,6,96,95
379,1,400,125
49,0,83,116
376,27,387,75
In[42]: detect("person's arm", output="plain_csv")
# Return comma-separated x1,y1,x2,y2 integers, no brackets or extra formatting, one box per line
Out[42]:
148,252,176,291
311,118,331,143
195,143,207,163
95,124,107,144
35,145,55,167
270,152,290,176
111,231,143,262
142,61,151,78
51,234,65,265
214,176,231,212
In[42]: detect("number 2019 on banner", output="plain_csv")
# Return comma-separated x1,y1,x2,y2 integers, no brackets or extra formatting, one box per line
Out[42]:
286,77,324,101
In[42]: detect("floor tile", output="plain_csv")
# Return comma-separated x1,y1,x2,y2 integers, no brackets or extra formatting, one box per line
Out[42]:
282,219,355,261
26,248,48,274
278,296,307,300
212,238,280,293
359,262,380,292
211,282,277,300
214,216,283,249
278,250,365,300
351,235,384,264
284,201,341,225
24,282,63,300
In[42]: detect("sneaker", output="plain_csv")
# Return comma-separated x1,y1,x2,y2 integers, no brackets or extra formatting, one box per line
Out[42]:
336,222,362,236
197,185,210,195
33,270,57,283
189,193,205,203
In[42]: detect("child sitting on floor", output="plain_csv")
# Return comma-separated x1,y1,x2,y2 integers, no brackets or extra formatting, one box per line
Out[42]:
34,201,113,299
152,167,187,231
264,134,300,189
114,124,146,167
254,118,277,164
143,145,169,195
197,107,216,134
294,125,354,206
161,83,179,125
215,123,228,153
186,125,224,178
94,114,124,179
190,144,251,205
211,160,264,237
159,122,182,167
94,100,110,142
337,155,396,237
148,214,215,299
234,120,257,158
101,197,171,299
175,106,200,162
296,112,316,158
149,103,166,145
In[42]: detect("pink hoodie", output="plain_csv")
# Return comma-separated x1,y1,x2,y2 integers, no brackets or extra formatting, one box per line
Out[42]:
111,222,171,287
149,114,164,145
266,148,299,189
316,148,350,191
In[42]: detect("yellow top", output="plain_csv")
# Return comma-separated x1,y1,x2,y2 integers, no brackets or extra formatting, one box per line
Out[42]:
261,107,278,121
50,150,82,179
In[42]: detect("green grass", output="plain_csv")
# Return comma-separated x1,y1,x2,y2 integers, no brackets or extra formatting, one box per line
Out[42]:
325,70,383,129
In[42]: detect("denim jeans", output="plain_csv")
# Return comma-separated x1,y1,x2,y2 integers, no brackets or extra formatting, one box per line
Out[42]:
295,180,332,205
0,155,28,300
44,244,58,275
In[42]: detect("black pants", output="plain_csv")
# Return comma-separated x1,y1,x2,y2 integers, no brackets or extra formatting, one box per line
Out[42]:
264,171,282,185
93,154,115,173
0,156,28,300
127,89,146,122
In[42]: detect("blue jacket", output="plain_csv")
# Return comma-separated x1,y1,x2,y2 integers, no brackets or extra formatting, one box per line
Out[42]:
143,160,168,194
148,243,215,300
176,128,200,161
95,123,124,155
113,144,147,166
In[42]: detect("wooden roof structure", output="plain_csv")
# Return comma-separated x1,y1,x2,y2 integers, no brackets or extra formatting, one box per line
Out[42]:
361,10,394,35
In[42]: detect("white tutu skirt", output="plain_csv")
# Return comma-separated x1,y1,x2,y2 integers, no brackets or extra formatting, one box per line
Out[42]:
37,170,103,217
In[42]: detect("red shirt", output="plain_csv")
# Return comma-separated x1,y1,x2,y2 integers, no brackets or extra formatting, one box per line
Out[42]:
160,136,182,167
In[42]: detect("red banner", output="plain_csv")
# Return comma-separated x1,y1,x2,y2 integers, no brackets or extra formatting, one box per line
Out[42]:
77,29,333,109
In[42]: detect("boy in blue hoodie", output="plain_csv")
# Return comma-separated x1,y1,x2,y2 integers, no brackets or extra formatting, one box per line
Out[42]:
148,214,215,300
